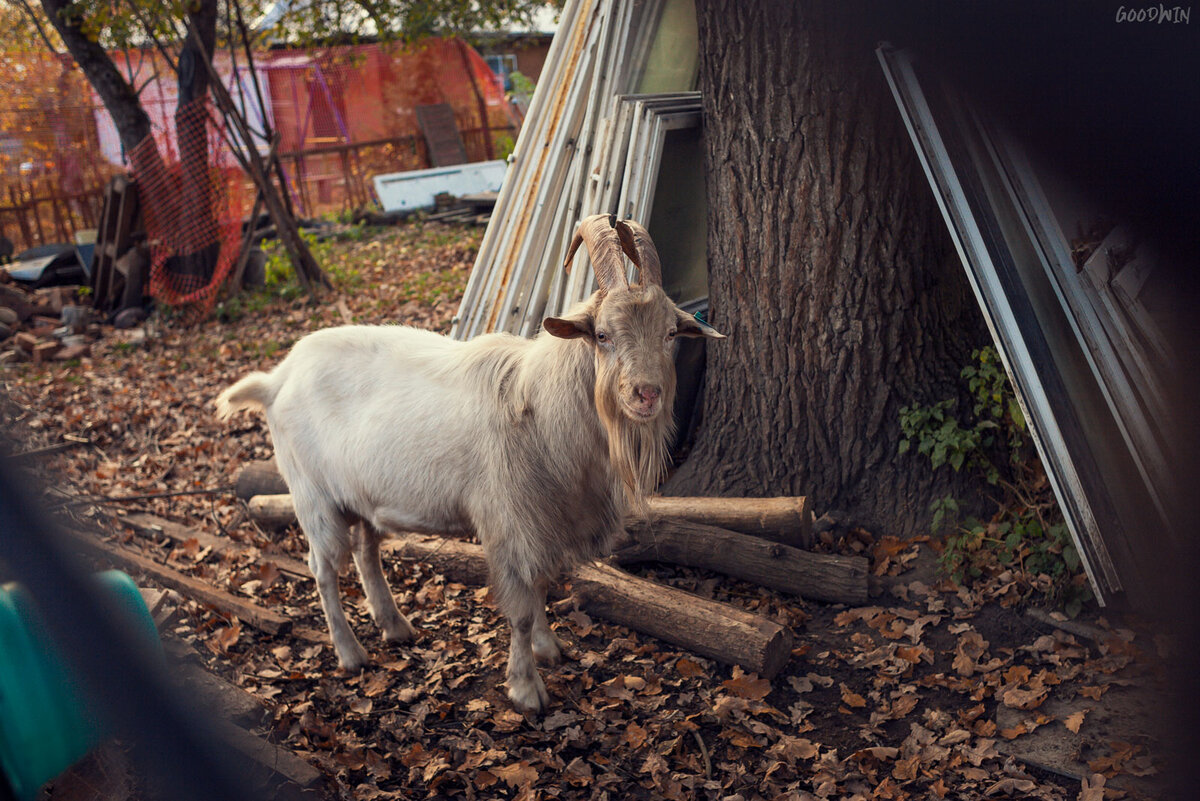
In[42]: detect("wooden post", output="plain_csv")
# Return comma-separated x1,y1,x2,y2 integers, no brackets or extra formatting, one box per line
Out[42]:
10,187,34,248
28,181,46,245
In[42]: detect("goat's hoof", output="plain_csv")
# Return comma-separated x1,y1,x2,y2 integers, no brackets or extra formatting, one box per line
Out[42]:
533,642,563,666
382,616,416,643
532,631,566,665
508,675,550,714
534,650,562,667
336,643,370,673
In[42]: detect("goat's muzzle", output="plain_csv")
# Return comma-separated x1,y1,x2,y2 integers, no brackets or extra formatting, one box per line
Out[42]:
622,382,665,421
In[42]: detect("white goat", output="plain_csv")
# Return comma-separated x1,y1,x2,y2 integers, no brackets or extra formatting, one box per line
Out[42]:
214,214,724,712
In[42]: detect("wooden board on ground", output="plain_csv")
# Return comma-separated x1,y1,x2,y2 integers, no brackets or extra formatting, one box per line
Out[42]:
217,719,329,801
166,641,269,730
995,686,1167,797
120,512,310,580
73,533,292,635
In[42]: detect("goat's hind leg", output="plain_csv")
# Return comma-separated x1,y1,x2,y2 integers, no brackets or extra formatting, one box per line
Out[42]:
350,519,414,643
297,500,369,671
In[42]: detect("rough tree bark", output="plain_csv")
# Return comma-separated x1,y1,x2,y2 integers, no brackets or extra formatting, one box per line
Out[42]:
666,0,989,536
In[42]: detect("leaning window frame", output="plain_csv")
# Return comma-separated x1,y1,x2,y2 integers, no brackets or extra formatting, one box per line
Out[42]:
876,44,1147,603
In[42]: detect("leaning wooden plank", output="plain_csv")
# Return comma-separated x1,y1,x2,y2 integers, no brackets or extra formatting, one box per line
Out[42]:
75,535,292,635
490,12,602,334
485,0,609,336
613,517,869,606
386,534,793,677
645,495,813,547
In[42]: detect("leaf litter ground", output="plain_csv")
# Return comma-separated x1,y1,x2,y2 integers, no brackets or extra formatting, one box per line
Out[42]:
0,221,1176,800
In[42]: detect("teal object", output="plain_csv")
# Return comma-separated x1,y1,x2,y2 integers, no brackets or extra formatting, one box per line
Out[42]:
0,570,162,800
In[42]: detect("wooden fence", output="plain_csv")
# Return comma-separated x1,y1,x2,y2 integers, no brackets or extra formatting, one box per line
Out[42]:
0,123,516,257
1,177,111,254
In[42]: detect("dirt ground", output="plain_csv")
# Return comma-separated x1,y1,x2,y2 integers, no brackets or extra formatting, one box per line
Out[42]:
0,222,1175,800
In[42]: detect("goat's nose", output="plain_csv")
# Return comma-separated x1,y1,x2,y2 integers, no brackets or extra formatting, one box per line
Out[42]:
636,384,661,403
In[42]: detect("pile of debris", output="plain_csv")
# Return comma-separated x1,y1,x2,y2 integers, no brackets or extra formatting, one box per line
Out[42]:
0,282,103,365
425,191,498,225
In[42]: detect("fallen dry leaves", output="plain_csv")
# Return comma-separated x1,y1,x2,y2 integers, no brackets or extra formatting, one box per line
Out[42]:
0,220,1173,800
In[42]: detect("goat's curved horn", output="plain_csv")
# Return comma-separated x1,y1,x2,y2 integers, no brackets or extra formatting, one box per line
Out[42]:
614,219,662,287
563,214,630,293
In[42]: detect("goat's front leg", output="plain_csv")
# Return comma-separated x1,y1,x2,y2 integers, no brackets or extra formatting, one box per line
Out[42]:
531,576,565,665
498,578,551,713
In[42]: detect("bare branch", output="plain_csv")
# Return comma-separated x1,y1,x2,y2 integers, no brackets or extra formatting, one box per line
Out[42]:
12,0,59,54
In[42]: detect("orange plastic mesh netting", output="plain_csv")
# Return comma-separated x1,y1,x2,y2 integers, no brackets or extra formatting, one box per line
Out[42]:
128,98,247,315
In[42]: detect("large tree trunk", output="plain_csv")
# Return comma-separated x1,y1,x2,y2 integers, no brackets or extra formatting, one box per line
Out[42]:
666,0,988,536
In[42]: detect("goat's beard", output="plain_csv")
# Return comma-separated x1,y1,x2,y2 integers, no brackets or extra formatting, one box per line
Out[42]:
594,361,674,511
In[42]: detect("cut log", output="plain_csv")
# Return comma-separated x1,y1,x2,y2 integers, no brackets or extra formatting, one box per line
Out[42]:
384,535,490,585
31,340,60,365
234,459,288,500
73,533,292,635
247,494,298,530
570,561,793,677
614,518,869,606
646,495,814,548
386,534,793,677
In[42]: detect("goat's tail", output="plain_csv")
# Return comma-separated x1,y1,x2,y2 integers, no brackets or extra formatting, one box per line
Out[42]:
214,372,275,420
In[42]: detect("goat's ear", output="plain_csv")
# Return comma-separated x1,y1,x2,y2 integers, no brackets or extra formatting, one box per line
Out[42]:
542,313,594,340
676,308,726,339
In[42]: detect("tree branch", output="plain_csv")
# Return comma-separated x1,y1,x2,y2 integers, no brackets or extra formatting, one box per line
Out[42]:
12,0,59,54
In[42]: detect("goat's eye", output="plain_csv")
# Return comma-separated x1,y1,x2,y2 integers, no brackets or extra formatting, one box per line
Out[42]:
596,331,610,344
666,329,677,341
